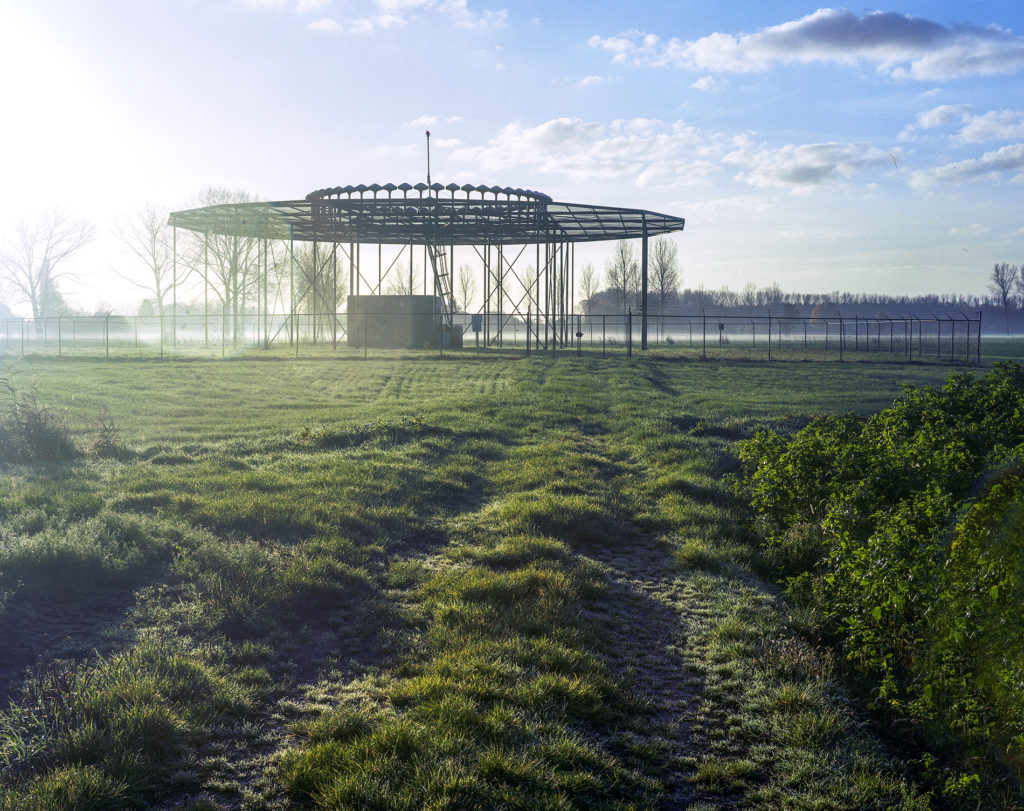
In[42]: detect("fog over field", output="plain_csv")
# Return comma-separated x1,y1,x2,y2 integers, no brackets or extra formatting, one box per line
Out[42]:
2,1,1023,313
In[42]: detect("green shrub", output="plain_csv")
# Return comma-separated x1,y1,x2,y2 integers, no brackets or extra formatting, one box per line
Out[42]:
736,363,1024,792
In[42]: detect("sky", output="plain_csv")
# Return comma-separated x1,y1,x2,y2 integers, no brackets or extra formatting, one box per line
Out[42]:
1,0,1023,313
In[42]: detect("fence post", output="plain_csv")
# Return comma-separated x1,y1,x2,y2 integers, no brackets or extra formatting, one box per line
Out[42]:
526,308,531,357
977,311,982,365
627,309,632,357
602,315,606,357
767,310,771,362
21,319,25,358
105,313,110,359
58,315,62,357
839,319,844,363
702,310,706,359
160,313,164,359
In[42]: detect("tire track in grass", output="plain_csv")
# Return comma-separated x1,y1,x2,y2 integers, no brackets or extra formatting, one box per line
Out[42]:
579,533,706,808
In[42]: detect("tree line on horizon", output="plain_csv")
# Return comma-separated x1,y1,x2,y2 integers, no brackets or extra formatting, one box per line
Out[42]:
579,238,1022,332
0,200,1019,334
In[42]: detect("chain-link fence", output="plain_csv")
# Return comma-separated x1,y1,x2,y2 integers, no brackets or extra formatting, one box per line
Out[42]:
0,310,983,364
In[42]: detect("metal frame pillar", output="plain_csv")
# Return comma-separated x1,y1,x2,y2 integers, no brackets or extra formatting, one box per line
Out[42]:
641,215,649,350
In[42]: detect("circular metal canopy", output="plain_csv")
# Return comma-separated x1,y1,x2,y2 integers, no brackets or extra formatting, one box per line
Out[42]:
168,183,685,246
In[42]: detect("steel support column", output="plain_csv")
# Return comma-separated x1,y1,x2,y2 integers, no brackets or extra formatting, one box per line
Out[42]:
641,215,648,350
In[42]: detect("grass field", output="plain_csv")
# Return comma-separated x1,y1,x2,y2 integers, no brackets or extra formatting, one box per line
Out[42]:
0,348,1011,808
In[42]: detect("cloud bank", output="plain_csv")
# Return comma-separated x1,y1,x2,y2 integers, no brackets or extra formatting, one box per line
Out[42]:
910,143,1024,187
446,117,897,192
242,0,508,34
589,8,1024,80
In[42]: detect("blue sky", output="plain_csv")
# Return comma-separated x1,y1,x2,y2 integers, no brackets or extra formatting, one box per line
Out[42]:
1,1,1023,311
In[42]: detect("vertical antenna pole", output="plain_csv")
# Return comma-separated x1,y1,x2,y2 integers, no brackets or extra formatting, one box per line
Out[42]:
426,130,431,187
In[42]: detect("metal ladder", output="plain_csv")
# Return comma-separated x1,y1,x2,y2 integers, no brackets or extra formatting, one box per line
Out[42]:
427,243,454,330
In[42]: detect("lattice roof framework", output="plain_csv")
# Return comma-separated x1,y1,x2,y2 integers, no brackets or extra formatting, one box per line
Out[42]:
168,182,685,245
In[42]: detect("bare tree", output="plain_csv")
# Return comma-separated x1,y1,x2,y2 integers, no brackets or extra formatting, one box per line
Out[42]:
293,243,348,341
0,211,94,319
605,240,639,312
1013,265,1024,330
386,268,418,295
989,262,1018,334
186,188,260,343
578,263,599,314
512,264,537,312
650,237,680,316
456,264,478,312
114,204,178,316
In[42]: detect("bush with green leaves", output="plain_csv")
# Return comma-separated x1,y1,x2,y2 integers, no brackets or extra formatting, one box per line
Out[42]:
736,362,1024,793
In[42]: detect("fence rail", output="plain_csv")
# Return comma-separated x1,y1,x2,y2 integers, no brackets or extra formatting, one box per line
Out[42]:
0,310,983,364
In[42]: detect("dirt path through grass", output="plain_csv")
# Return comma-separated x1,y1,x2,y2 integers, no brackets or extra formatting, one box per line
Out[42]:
582,533,706,807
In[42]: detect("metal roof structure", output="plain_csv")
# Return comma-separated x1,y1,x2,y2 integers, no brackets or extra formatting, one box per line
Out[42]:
168,182,685,245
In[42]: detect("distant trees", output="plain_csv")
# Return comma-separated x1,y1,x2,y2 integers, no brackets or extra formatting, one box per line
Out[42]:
513,265,535,313
0,211,94,319
386,268,418,295
650,237,680,316
292,243,347,341
456,264,477,312
114,205,178,317
577,263,599,314
187,188,260,343
605,240,639,312
989,262,1018,334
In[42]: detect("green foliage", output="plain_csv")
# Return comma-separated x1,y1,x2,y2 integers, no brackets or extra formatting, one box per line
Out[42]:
737,362,1024,796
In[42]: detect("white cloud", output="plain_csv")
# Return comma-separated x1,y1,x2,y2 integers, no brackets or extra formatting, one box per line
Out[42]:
950,223,991,236
900,105,1024,143
590,9,1024,80
898,104,972,139
910,143,1024,187
917,104,972,129
308,16,341,31
957,109,1024,143
407,115,439,126
245,0,505,33
723,141,894,190
575,75,606,88
440,0,506,29
448,117,716,185
406,114,464,127
236,0,291,8
691,75,721,91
